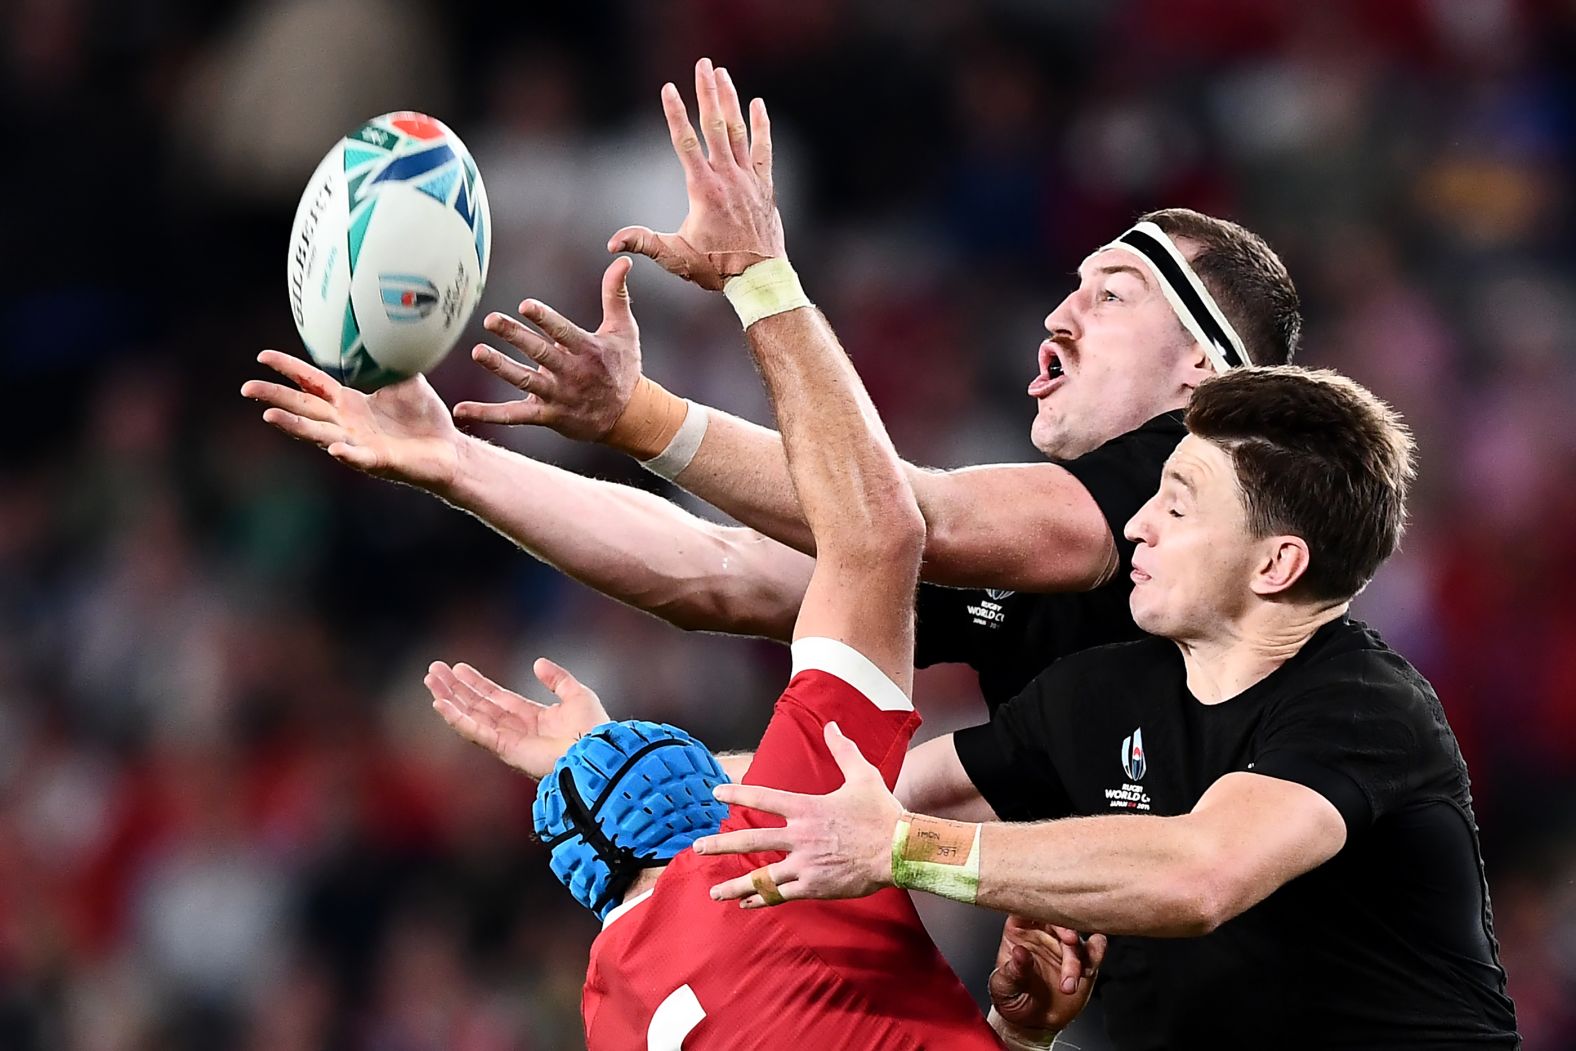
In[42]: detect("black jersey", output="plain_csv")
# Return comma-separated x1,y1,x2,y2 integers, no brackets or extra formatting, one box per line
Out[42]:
953,616,1519,1050
913,412,1185,711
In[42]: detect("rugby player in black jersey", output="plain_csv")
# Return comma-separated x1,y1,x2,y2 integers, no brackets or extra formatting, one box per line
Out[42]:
243,59,1301,712
698,366,1521,1049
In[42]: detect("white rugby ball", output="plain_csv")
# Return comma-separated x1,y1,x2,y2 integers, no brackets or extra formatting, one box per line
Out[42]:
286,111,491,390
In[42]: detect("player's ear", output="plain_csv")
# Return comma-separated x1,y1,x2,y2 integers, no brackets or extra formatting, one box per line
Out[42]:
1250,534,1310,596
1179,342,1215,393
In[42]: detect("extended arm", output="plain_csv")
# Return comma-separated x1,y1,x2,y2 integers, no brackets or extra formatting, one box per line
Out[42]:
245,346,810,643
699,767,1347,932
967,773,1346,934
662,412,1116,592
445,437,807,639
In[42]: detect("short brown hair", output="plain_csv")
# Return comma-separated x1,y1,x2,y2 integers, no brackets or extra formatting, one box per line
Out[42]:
1185,366,1415,602
1140,208,1301,367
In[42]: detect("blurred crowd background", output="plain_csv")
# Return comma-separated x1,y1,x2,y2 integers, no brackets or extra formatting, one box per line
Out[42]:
4,0,1575,1048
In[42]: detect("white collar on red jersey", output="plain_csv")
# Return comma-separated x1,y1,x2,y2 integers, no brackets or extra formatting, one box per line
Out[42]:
603,888,655,930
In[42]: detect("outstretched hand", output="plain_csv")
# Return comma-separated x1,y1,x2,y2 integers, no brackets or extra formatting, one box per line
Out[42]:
693,722,900,906
455,257,644,439
989,915,1108,1036
242,350,464,493
425,658,611,780
608,58,785,290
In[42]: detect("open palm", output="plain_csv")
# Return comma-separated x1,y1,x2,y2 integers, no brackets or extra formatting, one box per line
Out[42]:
243,350,464,493
425,658,611,780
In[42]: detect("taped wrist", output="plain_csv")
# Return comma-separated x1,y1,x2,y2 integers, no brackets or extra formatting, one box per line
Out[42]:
605,376,688,460
987,1007,1060,1050
640,401,709,481
890,812,981,904
723,258,812,329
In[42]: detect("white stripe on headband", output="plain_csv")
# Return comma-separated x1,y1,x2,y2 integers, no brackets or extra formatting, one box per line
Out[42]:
1102,221,1248,372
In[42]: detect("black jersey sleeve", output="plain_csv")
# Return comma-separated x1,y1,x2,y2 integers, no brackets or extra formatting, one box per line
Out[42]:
1057,412,1184,579
1249,686,1422,835
950,672,1075,822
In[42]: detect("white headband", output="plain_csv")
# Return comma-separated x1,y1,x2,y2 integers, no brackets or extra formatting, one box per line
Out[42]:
1102,220,1248,372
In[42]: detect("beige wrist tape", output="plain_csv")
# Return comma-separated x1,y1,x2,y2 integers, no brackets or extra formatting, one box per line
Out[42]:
890,813,981,904
986,1008,1060,1050
722,258,812,328
604,377,688,460
641,401,709,480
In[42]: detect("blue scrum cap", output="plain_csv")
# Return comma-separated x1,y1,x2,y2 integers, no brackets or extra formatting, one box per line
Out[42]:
533,720,729,920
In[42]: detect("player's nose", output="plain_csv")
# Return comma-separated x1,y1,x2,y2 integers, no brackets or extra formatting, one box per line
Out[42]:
1044,291,1081,342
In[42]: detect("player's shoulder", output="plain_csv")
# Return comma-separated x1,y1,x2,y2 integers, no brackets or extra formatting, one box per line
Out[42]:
1281,616,1435,703
1264,616,1448,737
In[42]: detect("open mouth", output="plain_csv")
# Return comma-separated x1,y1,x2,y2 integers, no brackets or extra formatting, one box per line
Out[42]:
1029,341,1067,398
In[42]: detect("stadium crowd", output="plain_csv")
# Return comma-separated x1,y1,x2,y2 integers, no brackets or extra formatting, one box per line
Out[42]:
2,1,1573,1048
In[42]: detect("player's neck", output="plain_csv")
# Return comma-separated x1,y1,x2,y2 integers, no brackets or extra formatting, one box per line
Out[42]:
623,867,664,903
1177,601,1348,704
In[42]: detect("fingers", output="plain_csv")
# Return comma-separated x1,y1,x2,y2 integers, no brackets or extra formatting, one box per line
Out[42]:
711,781,805,820
1058,935,1083,995
452,394,555,428
326,441,381,471
709,860,797,905
692,825,792,858
660,81,705,185
451,661,540,720
749,97,773,195
714,66,751,169
470,343,561,402
607,227,695,281
261,407,341,447
241,379,335,423
693,57,733,170
518,299,595,353
532,657,596,709
600,257,636,334
996,942,1031,987
483,312,570,373
823,722,874,783
257,349,342,401
1086,933,1109,972
431,694,493,749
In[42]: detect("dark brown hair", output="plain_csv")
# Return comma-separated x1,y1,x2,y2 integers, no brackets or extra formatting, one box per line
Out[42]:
1185,366,1415,602
1140,208,1301,367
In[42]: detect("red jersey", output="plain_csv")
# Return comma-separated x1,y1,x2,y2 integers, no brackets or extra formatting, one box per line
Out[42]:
582,638,1003,1050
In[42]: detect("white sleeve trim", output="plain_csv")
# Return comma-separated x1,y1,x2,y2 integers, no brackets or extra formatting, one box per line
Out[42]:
790,637,912,712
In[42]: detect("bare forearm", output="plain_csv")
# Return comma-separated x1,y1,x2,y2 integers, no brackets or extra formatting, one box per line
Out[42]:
676,410,816,551
969,815,1221,937
443,435,807,639
672,414,1115,592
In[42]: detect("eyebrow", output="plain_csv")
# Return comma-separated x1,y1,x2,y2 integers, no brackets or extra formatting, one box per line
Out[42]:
1074,261,1152,288
1162,468,1197,495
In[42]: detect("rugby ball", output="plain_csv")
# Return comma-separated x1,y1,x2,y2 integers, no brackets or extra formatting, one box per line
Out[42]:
286,111,491,390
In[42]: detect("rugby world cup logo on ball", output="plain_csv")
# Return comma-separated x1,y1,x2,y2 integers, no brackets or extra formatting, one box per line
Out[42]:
286,111,491,390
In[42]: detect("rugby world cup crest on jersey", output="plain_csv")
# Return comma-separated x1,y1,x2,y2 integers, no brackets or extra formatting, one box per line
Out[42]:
379,273,440,322
1121,728,1147,781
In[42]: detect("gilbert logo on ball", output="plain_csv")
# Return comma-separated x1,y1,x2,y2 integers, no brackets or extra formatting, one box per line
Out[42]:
286,111,491,390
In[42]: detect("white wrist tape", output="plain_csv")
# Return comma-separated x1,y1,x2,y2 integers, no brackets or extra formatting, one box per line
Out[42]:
722,258,812,329
639,401,709,480
987,1007,1060,1050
